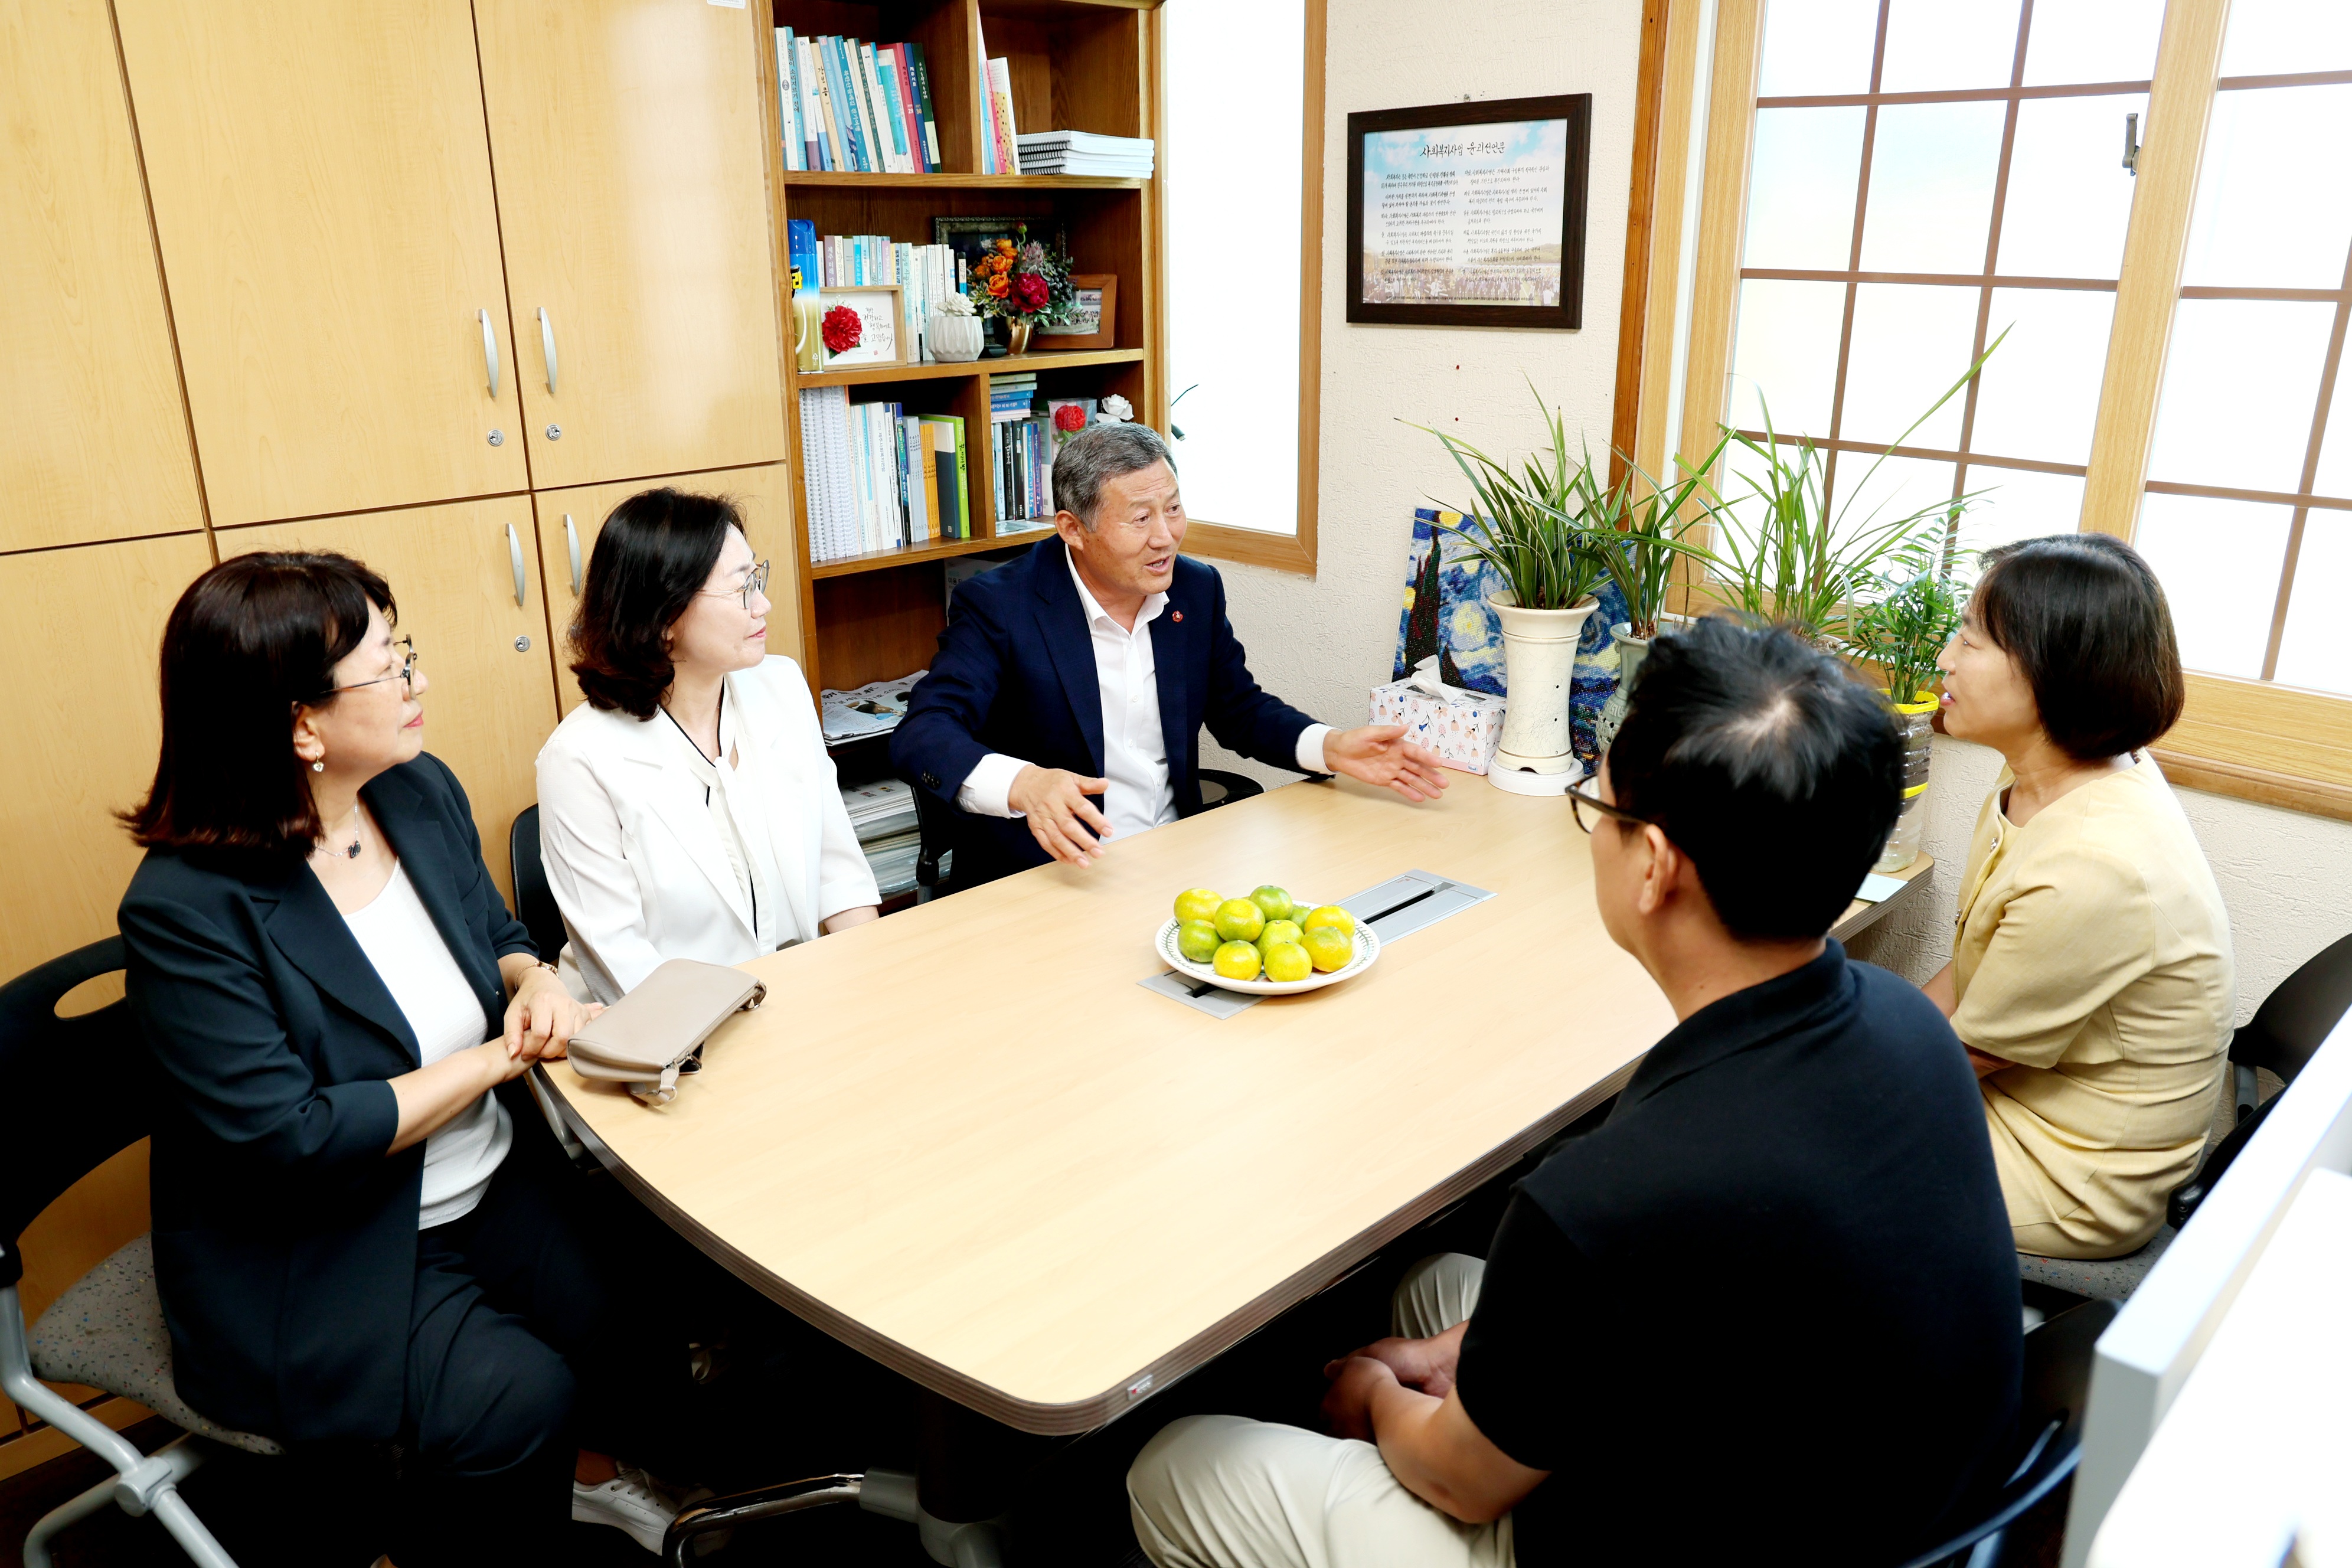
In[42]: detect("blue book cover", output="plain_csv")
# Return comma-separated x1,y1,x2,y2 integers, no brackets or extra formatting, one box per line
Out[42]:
824,37,867,172
871,44,910,168
786,219,818,297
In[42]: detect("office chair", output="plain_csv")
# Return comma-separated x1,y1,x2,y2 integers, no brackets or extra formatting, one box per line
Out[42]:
2019,928,2352,1302
0,939,279,1568
508,803,567,964
1895,1298,2119,1568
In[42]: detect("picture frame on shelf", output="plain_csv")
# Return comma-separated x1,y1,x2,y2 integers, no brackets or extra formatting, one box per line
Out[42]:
931,215,1028,279
1037,274,1117,349
821,285,904,370
1344,93,1591,329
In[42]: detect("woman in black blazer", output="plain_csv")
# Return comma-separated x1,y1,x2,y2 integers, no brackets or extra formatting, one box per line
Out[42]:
117,552,678,1566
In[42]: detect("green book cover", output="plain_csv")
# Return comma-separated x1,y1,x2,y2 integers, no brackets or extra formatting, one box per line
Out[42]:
920,414,969,539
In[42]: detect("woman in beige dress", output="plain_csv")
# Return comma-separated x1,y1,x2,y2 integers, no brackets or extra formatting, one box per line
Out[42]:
1926,532,2233,1260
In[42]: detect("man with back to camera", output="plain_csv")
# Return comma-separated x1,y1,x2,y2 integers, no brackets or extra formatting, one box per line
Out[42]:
891,422,1448,890
1124,616,2026,1567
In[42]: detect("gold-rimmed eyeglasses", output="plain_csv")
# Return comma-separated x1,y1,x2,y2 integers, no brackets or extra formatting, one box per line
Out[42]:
700,559,771,612
313,637,417,700
1566,775,1649,835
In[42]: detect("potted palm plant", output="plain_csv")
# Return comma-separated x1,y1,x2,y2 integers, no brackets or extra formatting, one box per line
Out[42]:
1570,435,1730,754
1847,567,1968,872
1409,390,1610,781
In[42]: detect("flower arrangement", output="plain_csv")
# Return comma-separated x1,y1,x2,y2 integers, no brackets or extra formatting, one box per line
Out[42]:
1053,403,1088,436
1097,393,1132,424
820,304,863,355
965,224,1077,326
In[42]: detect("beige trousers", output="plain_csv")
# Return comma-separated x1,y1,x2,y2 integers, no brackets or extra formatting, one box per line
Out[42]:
1126,1253,1515,1568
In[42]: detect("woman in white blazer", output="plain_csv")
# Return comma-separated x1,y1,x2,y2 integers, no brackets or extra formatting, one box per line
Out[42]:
537,489,879,1004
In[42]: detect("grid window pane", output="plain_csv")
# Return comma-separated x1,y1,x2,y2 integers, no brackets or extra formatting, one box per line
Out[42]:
2181,86,2352,290
2132,493,2294,680
1969,288,2117,465
1839,283,1981,449
1756,0,1882,97
1729,278,1847,439
2274,515,2352,696
1858,102,2007,275
2146,298,2336,492
2217,0,2352,77
1878,0,2021,93
1995,94,2146,280
2020,0,2165,87
1743,109,1866,270
2314,402,2352,501
1834,453,1956,544
1956,468,2086,557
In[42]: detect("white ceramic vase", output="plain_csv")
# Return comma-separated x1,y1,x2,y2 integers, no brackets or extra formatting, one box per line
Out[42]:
1489,591,1597,777
929,312,984,362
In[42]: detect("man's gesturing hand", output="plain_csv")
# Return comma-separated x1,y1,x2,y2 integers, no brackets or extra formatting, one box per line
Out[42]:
1323,724,1450,803
1008,765,1114,867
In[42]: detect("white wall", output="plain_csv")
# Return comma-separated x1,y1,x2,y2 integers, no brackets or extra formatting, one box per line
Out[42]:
1207,0,2352,1023
1201,0,1646,763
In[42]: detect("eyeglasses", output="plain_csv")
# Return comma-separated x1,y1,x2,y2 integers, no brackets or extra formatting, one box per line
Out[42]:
313,637,417,700
1566,775,1650,835
700,559,770,612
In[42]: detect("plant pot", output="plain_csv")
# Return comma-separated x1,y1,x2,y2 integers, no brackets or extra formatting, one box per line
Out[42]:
1875,691,1940,873
1003,319,1034,356
929,312,983,362
1593,622,1650,757
1488,591,1597,779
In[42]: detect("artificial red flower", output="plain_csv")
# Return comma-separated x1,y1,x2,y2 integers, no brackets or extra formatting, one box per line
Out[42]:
1053,403,1087,432
1011,273,1048,313
821,304,862,354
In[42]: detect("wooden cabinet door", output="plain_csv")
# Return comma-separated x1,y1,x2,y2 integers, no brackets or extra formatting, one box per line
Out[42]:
532,463,803,714
474,0,787,489
225,499,558,906
0,535,214,983
0,0,203,553
116,0,529,527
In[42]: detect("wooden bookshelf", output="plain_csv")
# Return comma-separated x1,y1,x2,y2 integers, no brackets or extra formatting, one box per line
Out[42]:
754,0,1164,694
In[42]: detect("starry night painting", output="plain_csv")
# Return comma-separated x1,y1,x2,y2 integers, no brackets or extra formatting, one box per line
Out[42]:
1393,509,1630,765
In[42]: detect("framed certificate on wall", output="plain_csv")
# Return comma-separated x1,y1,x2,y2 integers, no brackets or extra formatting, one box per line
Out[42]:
1345,93,1591,329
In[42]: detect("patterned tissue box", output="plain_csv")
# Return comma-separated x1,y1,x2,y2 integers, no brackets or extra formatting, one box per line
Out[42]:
1368,659,1508,775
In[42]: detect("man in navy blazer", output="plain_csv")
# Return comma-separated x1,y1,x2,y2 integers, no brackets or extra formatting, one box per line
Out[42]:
894,422,1446,888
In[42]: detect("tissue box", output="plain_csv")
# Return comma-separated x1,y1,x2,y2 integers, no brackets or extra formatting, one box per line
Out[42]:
1369,672,1507,775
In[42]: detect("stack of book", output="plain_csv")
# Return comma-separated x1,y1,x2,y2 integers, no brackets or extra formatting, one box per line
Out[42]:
989,373,1038,423
775,27,942,174
988,383,1098,530
1015,131,1155,178
798,387,972,563
788,220,956,361
841,776,925,897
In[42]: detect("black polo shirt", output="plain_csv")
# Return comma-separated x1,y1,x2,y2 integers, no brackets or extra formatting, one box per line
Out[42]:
1453,942,2021,1566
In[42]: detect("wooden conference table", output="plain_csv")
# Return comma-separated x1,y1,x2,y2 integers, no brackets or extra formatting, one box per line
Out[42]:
538,775,1929,1542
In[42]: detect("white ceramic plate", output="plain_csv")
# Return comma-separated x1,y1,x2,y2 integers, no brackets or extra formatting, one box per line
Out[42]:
1154,917,1381,996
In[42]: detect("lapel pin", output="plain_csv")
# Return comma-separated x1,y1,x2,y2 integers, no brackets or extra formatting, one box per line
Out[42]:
1171,610,1184,623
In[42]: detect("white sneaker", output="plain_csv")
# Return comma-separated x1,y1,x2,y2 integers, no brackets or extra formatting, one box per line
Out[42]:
572,1462,680,1554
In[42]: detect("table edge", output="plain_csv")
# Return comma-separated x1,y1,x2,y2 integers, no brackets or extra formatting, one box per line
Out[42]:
536,1056,1641,1436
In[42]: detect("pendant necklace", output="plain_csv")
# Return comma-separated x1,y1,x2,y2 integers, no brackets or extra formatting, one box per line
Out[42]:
324,803,362,861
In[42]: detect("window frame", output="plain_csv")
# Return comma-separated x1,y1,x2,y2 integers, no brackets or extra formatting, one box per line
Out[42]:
1619,0,2352,821
1153,0,1326,576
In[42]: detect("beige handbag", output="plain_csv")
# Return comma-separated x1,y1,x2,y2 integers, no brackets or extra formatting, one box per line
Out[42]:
566,959,767,1105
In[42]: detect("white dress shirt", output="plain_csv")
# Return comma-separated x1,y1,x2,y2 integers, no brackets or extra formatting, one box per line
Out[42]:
535,656,881,1004
957,553,1330,841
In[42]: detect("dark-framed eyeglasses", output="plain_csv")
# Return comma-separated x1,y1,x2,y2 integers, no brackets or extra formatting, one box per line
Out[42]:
701,558,771,612
313,637,417,700
1566,775,1650,835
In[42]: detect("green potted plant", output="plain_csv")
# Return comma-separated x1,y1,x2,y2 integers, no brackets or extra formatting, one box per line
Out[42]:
1569,436,1730,754
1406,388,1610,781
1847,566,1969,873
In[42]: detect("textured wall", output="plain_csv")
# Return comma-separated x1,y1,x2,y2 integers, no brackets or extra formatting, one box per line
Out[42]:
1201,0,1646,772
1846,739,2352,1027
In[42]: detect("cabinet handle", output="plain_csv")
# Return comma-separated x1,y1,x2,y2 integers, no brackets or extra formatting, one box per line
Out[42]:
538,307,559,396
564,513,582,593
480,309,501,398
507,522,527,608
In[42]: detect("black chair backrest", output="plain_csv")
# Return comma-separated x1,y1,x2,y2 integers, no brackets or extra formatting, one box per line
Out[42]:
2168,1092,2280,1230
912,783,956,893
508,805,566,965
1896,1298,2119,1568
2232,929,2352,1084
0,939,152,1288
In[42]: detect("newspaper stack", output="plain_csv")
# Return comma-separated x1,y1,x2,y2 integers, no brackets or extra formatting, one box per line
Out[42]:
819,670,926,743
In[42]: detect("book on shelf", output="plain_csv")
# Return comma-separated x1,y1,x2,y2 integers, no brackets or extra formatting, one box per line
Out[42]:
809,233,955,359
801,390,972,564
1015,130,1155,178
778,32,937,174
989,414,1057,528
919,415,971,543
986,58,1022,174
